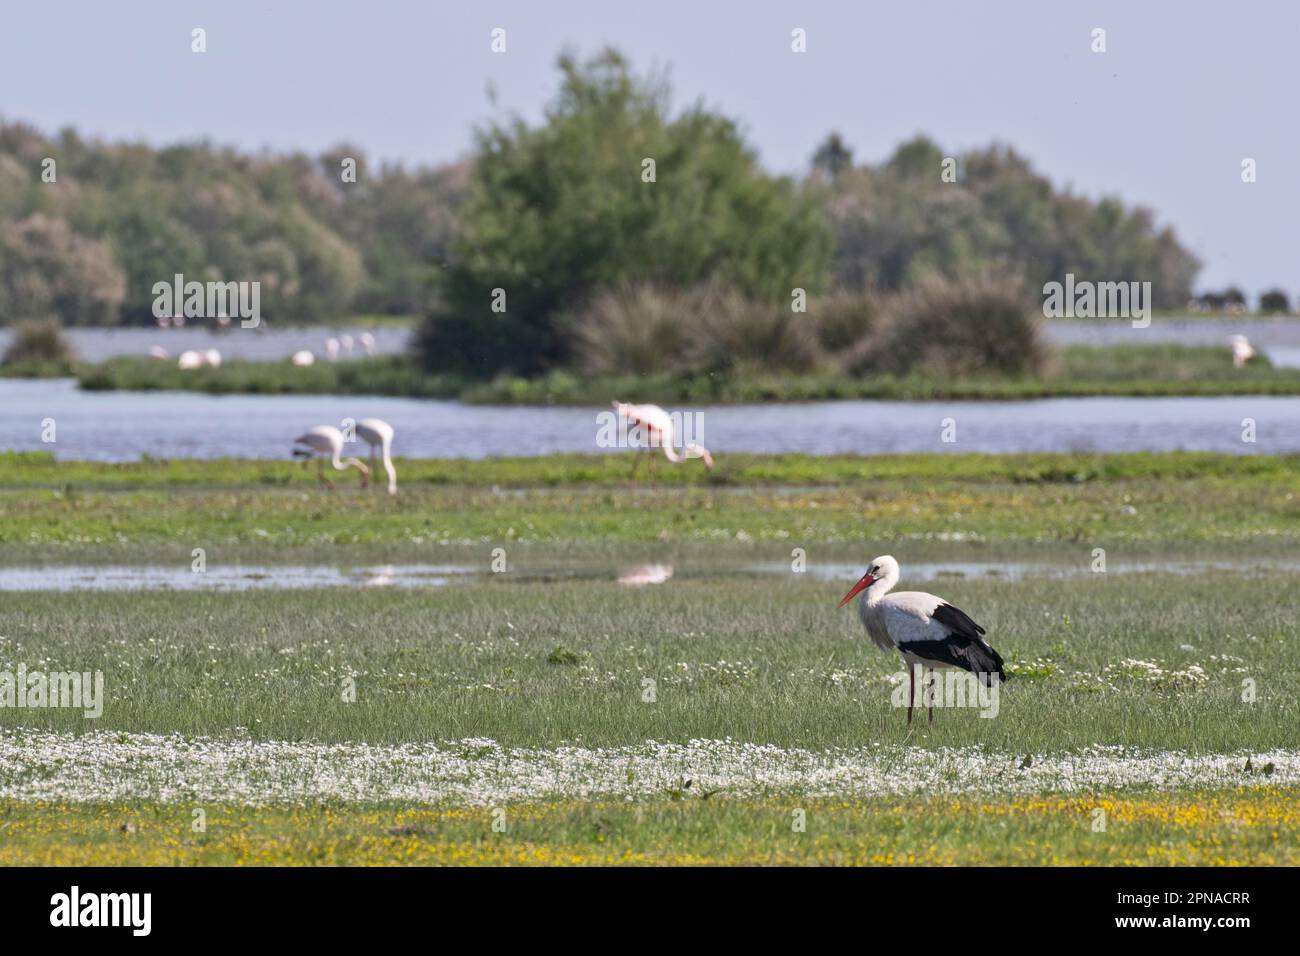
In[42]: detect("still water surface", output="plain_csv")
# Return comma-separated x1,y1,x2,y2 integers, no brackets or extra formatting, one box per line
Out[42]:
2,378,1298,459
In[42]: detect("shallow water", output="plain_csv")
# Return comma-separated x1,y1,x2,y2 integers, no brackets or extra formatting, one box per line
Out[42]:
0,325,412,363
5,378,1300,459
2,557,1293,593
1048,317,1300,359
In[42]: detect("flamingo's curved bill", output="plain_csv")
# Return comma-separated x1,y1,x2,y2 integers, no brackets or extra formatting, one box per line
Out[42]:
837,573,875,608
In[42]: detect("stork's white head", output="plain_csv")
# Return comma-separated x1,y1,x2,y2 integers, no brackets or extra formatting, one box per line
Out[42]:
837,554,900,608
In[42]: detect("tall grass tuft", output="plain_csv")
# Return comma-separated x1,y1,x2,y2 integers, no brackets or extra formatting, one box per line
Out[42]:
574,283,829,376
805,290,883,373
695,285,825,374
867,274,1049,377
573,284,697,376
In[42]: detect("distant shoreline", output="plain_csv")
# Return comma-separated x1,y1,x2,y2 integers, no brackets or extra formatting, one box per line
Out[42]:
4,342,1299,404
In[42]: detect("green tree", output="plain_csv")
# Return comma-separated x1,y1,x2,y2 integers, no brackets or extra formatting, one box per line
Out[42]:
0,214,126,325
812,133,853,180
826,136,1200,308
1259,288,1291,313
417,49,831,375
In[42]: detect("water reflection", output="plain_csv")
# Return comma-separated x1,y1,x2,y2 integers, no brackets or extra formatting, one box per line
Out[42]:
617,564,674,586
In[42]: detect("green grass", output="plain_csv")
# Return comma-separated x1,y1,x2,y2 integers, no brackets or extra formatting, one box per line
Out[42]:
2,453,1297,866
2,570,1296,751
0,358,76,377
36,344,1300,401
5,449,1297,488
1,451,1295,565
3,790,1296,865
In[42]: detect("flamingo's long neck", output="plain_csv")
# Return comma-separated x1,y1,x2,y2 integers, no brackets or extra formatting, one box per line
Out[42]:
332,447,366,474
662,440,712,465
380,437,396,493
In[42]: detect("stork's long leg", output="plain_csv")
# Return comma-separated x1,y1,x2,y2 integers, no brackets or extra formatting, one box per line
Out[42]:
907,664,914,725
927,669,935,724
317,458,334,490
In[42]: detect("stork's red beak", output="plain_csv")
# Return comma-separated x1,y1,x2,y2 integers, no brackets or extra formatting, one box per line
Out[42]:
837,573,875,608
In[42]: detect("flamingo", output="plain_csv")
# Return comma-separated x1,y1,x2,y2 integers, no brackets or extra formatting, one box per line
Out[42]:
204,348,222,368
148,346,169,360
359,332,376,356
355,418,397,495
838,555,1007,724
612,401,714,480
1230,334,1257,368
291,350,315,367
325,337,340,361
177,350,205,370
292,426,369,489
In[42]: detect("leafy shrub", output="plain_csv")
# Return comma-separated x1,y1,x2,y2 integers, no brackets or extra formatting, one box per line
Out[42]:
1,317,76,373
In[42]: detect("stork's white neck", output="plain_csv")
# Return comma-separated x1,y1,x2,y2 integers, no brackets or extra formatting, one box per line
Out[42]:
863,569,899,605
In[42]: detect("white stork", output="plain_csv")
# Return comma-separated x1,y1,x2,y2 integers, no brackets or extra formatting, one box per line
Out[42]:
612,401,714,480
838,555,1006,724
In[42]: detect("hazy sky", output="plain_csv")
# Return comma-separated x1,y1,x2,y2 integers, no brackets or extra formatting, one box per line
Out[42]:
2,0,1296,293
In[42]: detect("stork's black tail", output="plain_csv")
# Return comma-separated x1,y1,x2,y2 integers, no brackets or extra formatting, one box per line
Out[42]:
968,642,1007,687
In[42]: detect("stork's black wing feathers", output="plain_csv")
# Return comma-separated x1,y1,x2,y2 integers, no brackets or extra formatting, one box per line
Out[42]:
932,602,986,639
917,603,1006,684
900,636,1006,685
